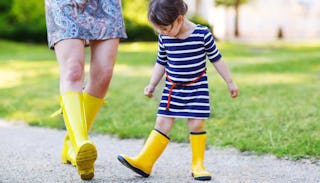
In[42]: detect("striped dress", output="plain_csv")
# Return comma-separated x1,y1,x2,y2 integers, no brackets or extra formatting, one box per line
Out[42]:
156,25,221,119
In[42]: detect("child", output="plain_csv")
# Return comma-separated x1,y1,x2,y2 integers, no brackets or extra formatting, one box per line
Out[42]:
117,0,238,181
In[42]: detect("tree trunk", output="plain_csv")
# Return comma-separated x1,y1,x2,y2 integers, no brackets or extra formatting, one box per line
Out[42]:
195,0,202,15
234,0,240,37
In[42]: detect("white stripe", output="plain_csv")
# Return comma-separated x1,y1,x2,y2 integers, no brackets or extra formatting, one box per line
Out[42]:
204,37,214,47
208,51,220,60
163,87,209,94
158,107,210,113
166,68,205,75
157,114,208,119
164,80,208,87
167,59,205,69
164,33,204,39
166,73,208,82
207,44,218,51
204,32,212,41
168,53,206,61
160,100,210,106
161,93,209,100
157,58,167,64
190,33,205,38
164,41,203,47
166,47,204,54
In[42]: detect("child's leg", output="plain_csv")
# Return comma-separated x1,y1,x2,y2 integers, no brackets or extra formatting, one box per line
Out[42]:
155,116,175,135
188,118,211,181
117,116,174,177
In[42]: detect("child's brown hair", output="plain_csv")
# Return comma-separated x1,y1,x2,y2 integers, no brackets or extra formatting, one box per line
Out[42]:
148,0,188,26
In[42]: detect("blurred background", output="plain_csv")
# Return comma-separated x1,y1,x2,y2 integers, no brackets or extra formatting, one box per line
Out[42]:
0,0,319,43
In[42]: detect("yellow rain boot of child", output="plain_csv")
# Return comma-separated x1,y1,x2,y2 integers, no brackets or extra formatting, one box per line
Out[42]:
117,129,170,177
190,132,212,181
61,92,104,166
60,91,97,180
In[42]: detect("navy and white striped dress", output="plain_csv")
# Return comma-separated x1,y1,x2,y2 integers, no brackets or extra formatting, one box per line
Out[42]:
156,25,221,119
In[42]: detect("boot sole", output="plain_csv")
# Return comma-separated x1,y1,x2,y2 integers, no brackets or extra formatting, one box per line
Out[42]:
76,142,97,180
192,173,212,181
117,155,149,178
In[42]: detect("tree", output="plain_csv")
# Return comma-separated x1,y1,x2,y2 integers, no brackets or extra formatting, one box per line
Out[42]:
215,0,248,37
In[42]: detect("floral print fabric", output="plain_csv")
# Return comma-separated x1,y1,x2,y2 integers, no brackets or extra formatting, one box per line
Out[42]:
45,0,127,48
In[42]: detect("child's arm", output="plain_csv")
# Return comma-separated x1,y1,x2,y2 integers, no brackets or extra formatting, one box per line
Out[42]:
212,58,239,98
144,63,165,98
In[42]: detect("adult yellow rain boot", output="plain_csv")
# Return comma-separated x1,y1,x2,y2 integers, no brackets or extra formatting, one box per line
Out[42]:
190,132,212,181
117,129,170,177
61,92,104,166
60,91,97,180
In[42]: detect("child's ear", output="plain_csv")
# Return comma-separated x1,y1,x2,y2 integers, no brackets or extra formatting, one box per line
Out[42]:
176,15,184,24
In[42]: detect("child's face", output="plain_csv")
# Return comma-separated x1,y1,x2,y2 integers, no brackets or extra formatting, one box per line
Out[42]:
152,16,183,37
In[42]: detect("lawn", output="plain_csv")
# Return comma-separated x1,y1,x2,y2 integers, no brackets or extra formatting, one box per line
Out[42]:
0,39,319,159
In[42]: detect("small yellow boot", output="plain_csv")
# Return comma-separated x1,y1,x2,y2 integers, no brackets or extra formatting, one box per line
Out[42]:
61,92,104,166
190,132,212,181
117,129,170,177
60,92,97,180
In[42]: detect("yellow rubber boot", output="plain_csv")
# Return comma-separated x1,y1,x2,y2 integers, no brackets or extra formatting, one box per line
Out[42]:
60,91,97,180
61,92,103,166
117,129,170,177
190,132,212,181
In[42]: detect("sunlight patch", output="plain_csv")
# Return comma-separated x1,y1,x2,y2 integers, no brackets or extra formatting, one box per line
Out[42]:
114,64,152,77
238,73,310,85
0,70,23,88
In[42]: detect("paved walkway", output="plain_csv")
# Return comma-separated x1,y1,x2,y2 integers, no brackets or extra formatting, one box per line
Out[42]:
1,120,320,183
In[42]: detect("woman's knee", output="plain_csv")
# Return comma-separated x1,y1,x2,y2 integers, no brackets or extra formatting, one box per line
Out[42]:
64,60,85,83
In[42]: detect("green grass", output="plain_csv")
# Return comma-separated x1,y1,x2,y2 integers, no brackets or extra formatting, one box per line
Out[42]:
0,39,319,159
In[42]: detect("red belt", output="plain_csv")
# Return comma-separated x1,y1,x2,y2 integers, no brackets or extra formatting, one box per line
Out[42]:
165,69,206,111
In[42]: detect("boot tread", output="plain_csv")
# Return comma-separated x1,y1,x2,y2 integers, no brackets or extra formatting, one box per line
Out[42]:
76,142,97,180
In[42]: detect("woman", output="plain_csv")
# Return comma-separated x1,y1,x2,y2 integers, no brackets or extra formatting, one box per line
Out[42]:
45,0,127,180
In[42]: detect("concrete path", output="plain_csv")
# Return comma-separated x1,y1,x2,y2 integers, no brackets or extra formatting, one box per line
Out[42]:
1,120,320,183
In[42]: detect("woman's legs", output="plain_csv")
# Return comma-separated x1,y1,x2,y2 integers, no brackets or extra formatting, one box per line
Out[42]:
54,39,96,180
54,39,86,93
85,38,120,98
59,39,120,178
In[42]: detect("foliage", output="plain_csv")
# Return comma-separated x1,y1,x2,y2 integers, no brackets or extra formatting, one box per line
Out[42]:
124,18,157,42
0,0,11,13
0,0,155,42
0,0,47,42
122,0,149,25
122,0,157,41
189,15,213,31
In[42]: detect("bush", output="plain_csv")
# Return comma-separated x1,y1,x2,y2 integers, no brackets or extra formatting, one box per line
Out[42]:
123,18,157,42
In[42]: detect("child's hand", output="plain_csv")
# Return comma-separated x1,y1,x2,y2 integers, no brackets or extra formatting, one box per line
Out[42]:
228,83,239,98
144,84,156,98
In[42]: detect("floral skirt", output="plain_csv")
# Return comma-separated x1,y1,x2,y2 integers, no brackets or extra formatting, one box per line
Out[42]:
45,0,127,49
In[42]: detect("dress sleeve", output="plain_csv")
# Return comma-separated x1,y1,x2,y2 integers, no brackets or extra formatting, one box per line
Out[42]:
204,28,222,62
156,35,168,66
